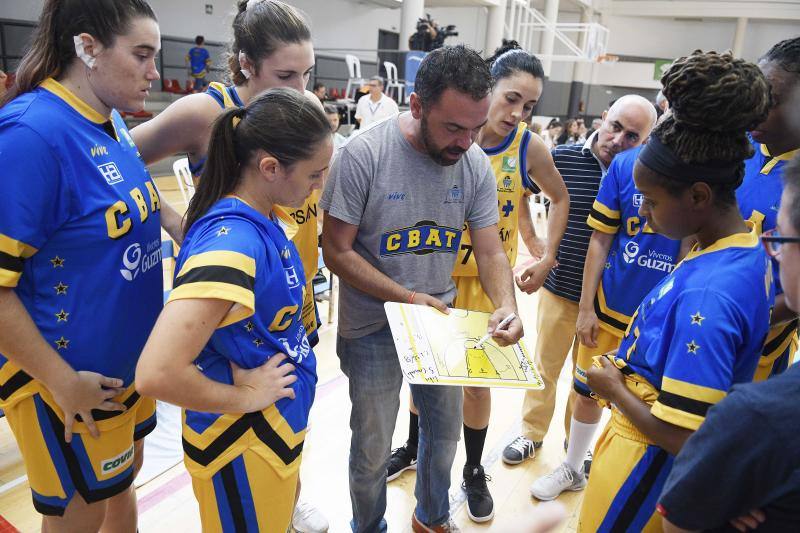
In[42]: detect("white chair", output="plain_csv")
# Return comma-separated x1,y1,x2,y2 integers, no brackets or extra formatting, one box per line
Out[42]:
530,193,548,224
383,61,405,104
173,157,195,205
344,54,367,100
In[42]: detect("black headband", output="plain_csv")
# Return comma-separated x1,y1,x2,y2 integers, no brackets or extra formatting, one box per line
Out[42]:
639,135,744,186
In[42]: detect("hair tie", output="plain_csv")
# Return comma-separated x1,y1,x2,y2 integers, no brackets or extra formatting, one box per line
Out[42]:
232,107,246,128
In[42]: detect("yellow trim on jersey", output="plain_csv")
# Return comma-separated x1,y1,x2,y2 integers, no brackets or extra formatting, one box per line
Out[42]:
682,221,757,262
176,250,256,279
271,205,300,242
652,376,726,431
168,283,255,327
40,78,109,124
595,283,633,336
0,269,21,287
0,233,38,259
753,321,799,382
587,199,621,234
208,82,235,108
591,200,621,220
759,144,800,175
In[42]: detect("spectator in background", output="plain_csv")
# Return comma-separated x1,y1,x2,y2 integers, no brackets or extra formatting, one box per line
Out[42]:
656,89,669,113
576,118,588,143
186,35,211,92
354,75,399,128
528,121,543,137
557,118,582,145
542,118,563,149
588,117,602,137
659,155,800,533
324,104,347,151
313,82,327,102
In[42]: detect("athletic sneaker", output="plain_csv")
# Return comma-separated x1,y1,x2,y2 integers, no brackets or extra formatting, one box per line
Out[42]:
502,436,541,465
530,462,587,501
292,498,329,532
411,513,461,532
462,465,494,522
386,443,417,481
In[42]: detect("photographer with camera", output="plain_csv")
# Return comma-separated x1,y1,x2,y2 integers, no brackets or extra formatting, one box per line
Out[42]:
408,14,458,52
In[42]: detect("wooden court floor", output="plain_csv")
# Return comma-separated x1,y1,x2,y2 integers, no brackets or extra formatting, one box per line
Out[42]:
0,176,598,532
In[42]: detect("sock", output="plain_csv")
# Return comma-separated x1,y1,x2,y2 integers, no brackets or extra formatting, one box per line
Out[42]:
564,418,599,473
407,412,419,451
463,424,488,468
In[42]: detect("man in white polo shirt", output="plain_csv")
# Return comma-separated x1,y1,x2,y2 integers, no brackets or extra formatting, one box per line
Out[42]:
355,76,399,127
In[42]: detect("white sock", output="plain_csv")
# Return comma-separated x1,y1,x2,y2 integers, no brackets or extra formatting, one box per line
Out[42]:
564,418,599,473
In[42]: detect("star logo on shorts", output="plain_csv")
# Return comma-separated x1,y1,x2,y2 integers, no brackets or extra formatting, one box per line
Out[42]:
253,338,264,347
217,226,230,237
245,321,254,332
690,312,705,326
55,336,69,350
54,282,68,295
55,309,69,322
50,256,65,267
686,340,700,354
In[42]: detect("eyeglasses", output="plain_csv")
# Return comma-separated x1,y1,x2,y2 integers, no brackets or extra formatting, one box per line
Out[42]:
761,228,800,257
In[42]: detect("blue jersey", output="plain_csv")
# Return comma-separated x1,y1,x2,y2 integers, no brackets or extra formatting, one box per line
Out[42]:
616,224,773,431
738,139,799,379
168,197,316,437
587,146,681,336
0,79,163,399
187,46,211,78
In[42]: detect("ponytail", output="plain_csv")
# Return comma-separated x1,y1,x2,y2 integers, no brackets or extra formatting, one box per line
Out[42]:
184,88,331,231
3,0,156,106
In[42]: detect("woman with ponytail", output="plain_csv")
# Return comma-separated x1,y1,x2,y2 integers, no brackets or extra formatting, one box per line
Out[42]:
387,40,569,523
0,0,162,530
578,51,774,532
136,88,332,533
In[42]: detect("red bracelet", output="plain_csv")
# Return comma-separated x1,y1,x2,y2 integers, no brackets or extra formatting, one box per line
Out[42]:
408,291,416,304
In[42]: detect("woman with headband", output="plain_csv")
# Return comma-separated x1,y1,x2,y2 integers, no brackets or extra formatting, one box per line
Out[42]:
578,50,774,532
136,88,332,533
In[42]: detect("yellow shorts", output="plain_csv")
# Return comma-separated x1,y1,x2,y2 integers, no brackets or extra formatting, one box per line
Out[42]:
573,327,622,397
3,382,155,516
752,320,798,382
452,276,493,313
190,448,300,533
183,406,306,532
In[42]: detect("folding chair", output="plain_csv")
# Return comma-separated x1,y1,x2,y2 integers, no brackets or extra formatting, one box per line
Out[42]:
383,61,405,104
344,54,367,100
173,157,195,206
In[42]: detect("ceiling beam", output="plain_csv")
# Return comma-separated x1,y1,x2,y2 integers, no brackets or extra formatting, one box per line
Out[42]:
608,1,800,20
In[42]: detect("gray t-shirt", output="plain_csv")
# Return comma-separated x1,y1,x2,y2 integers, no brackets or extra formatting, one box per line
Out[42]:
320,115,498,338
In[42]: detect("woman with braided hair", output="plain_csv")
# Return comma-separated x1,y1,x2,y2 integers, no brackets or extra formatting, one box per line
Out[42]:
576,51,775,532
739,37,800,380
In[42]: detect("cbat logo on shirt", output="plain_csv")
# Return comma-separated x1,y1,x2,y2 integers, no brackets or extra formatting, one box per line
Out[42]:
501,156,517,172
380,221,461,257
98,162,124,185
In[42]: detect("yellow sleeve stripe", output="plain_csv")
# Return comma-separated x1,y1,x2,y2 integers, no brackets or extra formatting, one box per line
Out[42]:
661,376,727,405
587,216,617,234
0,234,38,259
167,283,255,328
0,268,22,288
591,200,620,220
651,401,705,431
176,250,255,279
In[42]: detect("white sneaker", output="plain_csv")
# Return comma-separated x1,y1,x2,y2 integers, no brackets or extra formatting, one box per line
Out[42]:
530,462,586,501
292,498,329,532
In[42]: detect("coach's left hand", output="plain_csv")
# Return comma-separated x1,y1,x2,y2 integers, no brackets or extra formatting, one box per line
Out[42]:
586,356,626,401
488,306,523,347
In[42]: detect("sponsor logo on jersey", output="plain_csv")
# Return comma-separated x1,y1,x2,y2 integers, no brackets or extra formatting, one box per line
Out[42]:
98,162,124,185
284,264,301,289
633,193,644,207
100,444,134,474
501,156,517,172
380,221,461,257
119,239,162,281
498,175,515,193
91,145,109,157
623,241,675,273
444,185,464,204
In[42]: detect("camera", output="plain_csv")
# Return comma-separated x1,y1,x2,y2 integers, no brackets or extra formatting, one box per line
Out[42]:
409,14,458,52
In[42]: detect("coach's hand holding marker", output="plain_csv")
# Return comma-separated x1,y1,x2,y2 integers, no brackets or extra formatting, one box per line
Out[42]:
481,310,522,348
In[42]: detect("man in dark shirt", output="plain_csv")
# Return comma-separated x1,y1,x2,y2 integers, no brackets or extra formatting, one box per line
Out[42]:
659,156,800,532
